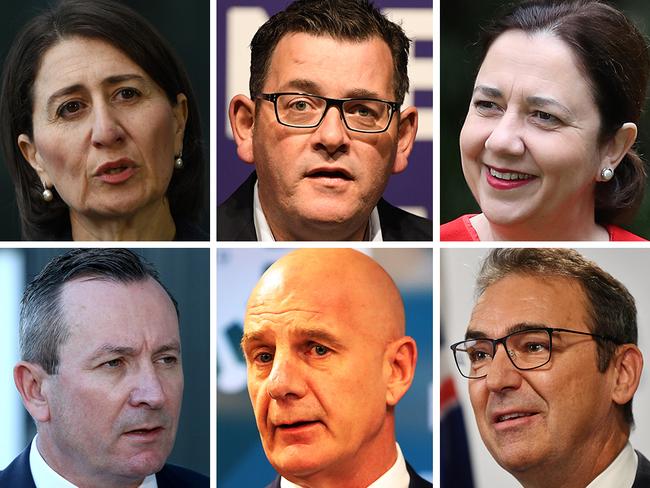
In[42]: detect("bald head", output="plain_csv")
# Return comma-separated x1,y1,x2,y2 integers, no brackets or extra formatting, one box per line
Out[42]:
246,249,405,341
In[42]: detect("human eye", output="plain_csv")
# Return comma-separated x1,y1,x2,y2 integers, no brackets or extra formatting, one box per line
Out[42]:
473,99,502,115
156,355,179,366
56,100,86,119
101,357,124,369
308,343,331,357
466,342,492,363
531,110,562,127
253,351,274,364
347,102,379,118
114,87,142,102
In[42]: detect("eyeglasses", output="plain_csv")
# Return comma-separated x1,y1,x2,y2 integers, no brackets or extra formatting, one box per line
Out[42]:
258,92,401,133
449,327,620,379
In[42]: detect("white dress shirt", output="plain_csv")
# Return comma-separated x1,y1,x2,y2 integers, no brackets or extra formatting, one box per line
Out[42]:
280,442,410,488
586,442,638,488
29,435,157,488
253,181,383,241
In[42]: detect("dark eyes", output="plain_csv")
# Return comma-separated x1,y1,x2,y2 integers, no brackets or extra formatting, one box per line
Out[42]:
252,343,331,364
55,87,141,119
57,101,84,118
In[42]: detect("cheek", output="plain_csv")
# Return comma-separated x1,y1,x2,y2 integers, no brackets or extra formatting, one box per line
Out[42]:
33,128,85,179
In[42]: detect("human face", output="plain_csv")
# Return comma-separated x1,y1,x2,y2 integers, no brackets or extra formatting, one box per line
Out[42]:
467,274,619,482
250,33,411,239
460,30,607,230
242,275,392,482
40,278,183,486
19,37,187,220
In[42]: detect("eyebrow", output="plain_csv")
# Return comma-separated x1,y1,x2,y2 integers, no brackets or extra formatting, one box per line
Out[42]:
89,340,181,362
465,322,549,340
45,73,147,113
472,85,502,99
279,79,381,99
240,328,346,352
526,95,574,119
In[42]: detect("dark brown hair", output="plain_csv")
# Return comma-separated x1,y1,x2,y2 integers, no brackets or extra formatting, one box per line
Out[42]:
0,0,205,240
480,0,649,225
249,0,411,104
476,248,638,426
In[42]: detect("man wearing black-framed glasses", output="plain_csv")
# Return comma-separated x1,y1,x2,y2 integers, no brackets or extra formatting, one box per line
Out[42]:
218,0,432,241
450,248,649,488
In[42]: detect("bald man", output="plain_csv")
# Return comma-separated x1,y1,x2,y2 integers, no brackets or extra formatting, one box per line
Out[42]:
240,249,432,488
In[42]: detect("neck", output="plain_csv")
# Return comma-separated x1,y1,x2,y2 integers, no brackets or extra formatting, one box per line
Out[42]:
70,199,176,241
515,425,629,488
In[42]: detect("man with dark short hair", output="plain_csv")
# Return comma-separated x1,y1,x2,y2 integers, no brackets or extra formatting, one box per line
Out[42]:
450,248,650,488
218,0,432,241
0,249,208,488
241,249,432,487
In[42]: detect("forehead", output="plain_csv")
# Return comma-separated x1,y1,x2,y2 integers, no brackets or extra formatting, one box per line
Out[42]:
477,30,595,106
468,274,589,337
34,36,148,96
264,32,394,97
60,277,179,350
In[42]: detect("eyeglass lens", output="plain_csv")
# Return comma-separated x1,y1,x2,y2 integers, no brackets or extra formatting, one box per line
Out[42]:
454,329,552,378
275,94,392,131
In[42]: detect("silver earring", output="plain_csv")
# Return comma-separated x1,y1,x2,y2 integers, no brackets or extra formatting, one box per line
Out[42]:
42,188,53,202
601,167,614,181
174,153,184,170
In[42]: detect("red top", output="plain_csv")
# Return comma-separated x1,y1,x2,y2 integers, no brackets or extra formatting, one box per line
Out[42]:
440,214,647,241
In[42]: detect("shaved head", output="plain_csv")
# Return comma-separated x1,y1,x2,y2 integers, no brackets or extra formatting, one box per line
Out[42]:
245,248,405,342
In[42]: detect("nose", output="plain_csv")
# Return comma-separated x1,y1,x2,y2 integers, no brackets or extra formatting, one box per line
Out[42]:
485,344,523,392
484,111,525,157
91,103,126,147
266,351,307,401
312,106,350,156
129,364,166,409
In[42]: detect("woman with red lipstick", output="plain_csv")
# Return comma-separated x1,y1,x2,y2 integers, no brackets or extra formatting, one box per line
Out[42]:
441,0,649,241
0,0,207,240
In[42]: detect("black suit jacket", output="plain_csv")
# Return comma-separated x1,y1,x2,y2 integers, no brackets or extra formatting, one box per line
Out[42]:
263,460,432,488
0,444,209,488
217,172,432,241
634,450,650,488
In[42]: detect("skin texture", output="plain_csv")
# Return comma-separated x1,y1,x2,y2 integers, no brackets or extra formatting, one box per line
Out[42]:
460,30,636,241
14,278,183,488
230,33,418,241
241,249,417,487
18,36,188,241
467,274,642,488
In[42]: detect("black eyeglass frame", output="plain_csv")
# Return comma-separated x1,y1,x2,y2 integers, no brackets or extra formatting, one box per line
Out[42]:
449,327,621,379
258,92,401,133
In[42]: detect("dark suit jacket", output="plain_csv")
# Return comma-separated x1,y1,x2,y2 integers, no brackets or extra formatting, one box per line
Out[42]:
0,444,209,488
263,460,432,488
634,450,650,488
217,172,433,241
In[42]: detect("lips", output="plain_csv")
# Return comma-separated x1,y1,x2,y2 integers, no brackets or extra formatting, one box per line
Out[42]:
305,167,353,180
94,158,138,184
485,165,537,190
489,167,534,181
494,412,536,423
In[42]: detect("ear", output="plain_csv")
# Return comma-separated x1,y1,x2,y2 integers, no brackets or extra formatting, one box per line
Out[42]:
598,122,637,180
610,344,643,407
172,93,189,156
17,134,52,188
229,94,256,165
14,361,51,423
392,106,418,175
384,336,418,407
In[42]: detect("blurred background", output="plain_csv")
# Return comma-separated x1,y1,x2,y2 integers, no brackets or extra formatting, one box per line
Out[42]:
0,248,209,477
218,0,433,220
441,248,650,488
0,0,209,240
217,248,433,486
441,0,650,238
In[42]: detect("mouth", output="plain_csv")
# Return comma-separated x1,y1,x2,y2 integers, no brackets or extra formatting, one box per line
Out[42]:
305,168,353,181
494,412,536,423
488,166,534,181
94,158,138,184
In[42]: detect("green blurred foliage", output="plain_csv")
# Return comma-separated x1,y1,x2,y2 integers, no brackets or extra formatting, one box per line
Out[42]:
441,0,650,238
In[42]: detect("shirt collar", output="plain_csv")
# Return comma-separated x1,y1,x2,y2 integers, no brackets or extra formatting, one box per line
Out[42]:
280,442,409,488
29,435,158,488
253,180,383,241
586,442,638,488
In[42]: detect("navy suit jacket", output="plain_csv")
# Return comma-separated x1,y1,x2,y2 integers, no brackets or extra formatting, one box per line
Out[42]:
633,450,650,488
263,460,432,488
0,444,209,488
217,172,433,241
